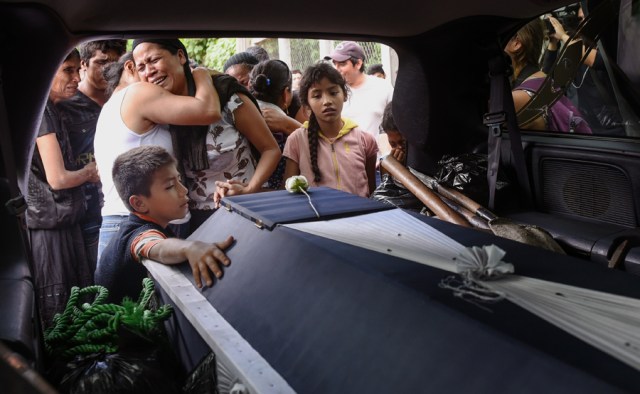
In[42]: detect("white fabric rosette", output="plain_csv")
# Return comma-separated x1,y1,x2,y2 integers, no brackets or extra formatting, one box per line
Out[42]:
455,245,513,280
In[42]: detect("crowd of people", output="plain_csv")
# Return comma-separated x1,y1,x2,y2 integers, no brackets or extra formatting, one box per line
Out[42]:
27,39,395,328
29,18,614,328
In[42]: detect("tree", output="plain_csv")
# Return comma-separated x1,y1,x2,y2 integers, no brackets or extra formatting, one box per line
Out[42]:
181,38,236,71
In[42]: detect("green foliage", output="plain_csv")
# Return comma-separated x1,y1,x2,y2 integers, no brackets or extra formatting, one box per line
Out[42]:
181,38,237,71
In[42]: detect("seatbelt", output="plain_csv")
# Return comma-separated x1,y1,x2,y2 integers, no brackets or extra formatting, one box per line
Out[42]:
485,53,532,210
596,41,640,137
0,64,35,277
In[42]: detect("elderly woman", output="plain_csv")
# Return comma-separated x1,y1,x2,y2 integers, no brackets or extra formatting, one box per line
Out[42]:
223,51,259,88
26,49,100,328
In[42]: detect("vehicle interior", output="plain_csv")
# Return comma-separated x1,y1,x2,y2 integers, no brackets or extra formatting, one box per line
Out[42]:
1,0,640,391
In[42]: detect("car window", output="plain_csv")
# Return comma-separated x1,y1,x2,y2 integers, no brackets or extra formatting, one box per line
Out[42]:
176,38,398,87
513,0,640,138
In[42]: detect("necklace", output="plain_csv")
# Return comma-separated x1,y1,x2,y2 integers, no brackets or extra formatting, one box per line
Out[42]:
571,67,590,89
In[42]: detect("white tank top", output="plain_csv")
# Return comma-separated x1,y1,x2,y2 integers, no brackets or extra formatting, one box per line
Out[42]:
94,85,173,217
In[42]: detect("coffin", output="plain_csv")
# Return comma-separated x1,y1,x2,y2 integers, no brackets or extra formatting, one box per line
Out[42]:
145,187,640,393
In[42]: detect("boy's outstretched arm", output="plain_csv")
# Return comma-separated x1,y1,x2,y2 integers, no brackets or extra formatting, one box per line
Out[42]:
147,236,235,288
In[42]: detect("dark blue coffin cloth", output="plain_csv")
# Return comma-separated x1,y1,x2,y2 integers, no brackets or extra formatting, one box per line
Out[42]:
158,191,640,393
220,187,392,230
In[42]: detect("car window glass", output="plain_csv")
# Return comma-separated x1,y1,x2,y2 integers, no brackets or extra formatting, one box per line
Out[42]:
514,0,640,138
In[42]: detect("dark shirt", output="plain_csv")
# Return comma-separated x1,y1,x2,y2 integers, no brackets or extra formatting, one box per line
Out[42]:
25,101,85,229
95,214,173,303
57,91,103,225
289,91,302,120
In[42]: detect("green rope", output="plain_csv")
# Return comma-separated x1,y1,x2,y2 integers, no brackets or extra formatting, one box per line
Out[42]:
44,278,173,359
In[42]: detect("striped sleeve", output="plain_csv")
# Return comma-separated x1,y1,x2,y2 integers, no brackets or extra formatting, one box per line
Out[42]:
130,229,167,263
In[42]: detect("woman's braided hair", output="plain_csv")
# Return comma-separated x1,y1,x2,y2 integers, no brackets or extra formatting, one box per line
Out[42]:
298,62,348,183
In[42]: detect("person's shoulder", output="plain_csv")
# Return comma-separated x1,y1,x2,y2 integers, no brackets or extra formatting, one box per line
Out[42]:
58,90,87,106
56,91,85,115
126,217,168,244
127,81,162,95
353,126,376,142
289,125,307,139
516,72,546,91
366,74,393,88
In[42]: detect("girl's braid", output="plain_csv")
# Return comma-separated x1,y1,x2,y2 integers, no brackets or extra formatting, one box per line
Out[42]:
307,113,322,183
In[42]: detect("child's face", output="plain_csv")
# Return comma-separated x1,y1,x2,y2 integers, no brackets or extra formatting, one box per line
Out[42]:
386,130,406,151
139,164,189,227
307,77,345,124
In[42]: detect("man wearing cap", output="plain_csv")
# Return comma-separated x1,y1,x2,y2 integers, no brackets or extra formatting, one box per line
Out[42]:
325,41,394,150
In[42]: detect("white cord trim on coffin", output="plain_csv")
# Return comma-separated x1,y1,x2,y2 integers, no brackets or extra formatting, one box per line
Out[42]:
486,276,640,370
283,208,640,371
284,209,464,272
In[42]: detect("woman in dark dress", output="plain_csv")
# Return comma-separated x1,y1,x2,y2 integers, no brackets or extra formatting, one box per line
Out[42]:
26,49,100,329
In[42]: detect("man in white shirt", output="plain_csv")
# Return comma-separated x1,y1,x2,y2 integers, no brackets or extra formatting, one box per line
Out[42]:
325,41,394,155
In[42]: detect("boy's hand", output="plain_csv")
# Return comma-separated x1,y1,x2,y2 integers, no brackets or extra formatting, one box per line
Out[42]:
390,147,406,165
185,235,234,288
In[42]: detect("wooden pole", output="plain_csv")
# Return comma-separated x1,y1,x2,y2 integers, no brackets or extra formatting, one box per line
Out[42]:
380,156,471,228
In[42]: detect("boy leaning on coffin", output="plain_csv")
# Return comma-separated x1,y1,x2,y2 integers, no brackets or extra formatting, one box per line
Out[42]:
95,145,234,303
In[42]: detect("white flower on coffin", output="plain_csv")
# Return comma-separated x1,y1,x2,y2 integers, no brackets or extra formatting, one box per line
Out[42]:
285,175,310,193
455,245,513,280
285,175,319,218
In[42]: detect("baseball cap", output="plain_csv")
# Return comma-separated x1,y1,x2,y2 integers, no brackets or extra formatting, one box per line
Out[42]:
324,41,365,62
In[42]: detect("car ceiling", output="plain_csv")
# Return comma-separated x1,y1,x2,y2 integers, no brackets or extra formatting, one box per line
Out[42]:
2,0,572,37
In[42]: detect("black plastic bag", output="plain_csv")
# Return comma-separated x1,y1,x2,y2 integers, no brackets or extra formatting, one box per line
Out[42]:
182,352,218,394
371,173,425,212
435,153,510,207
56,332,184,394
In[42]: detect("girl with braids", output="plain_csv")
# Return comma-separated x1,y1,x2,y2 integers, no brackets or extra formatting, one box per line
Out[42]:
249,59,300,189
283,62,378,197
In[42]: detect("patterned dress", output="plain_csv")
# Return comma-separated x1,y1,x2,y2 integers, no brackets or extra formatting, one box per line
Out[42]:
184,94,257,211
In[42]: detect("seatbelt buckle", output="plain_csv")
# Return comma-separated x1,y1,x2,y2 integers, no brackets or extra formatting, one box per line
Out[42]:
5,194,27,216
483,111,506,137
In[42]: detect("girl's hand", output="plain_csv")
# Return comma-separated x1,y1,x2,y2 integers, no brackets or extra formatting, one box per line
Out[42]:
213,179,249,207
